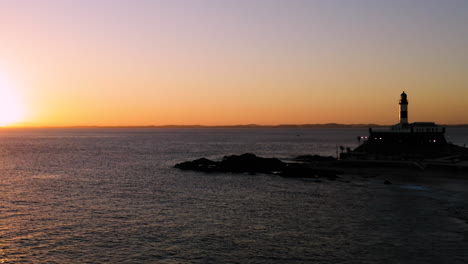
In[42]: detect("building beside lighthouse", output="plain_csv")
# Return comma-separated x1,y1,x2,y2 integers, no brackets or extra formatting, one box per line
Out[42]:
389,91,445,134
367,91,446,146
348,92,449,159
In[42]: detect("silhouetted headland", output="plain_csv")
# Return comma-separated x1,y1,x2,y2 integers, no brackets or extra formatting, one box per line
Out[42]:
342,92,468,166
176,92,468,180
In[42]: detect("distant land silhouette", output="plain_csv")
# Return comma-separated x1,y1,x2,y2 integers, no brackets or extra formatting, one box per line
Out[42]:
4,123,468,129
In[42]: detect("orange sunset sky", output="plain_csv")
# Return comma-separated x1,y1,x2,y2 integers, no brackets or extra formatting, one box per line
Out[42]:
0,0,467,127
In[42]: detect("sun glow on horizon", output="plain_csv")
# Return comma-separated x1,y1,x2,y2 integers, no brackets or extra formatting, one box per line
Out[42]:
1,1,468,126
0,73,26,127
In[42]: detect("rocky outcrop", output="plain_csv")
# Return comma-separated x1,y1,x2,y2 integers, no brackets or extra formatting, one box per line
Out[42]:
292,155,337,162
175,153,342,180
175,153,285,173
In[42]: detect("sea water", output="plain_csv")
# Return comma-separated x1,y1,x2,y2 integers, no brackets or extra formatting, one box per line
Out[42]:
0,128,467,263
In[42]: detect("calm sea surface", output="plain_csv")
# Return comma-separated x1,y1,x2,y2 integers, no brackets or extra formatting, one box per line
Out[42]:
0,128,467,263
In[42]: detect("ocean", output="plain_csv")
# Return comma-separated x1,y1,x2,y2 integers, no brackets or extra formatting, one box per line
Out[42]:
0,128,467,263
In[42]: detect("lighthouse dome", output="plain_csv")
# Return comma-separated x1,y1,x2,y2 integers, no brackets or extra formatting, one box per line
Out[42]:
400,91,408,104
401,91,407,99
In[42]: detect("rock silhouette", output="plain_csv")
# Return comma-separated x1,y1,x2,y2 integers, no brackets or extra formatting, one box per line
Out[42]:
175,153,342,180
292,155,337,162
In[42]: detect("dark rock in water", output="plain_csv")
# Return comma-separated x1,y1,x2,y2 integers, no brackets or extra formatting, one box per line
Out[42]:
384,180,392,185
174,153,285,174
293,155,337,162
281,164,315,178
219,153,285,174
174,153,343,180
174,158,216,172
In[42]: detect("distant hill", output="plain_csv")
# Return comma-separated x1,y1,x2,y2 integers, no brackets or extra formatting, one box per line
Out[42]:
4,123,467,129
61,124,390,129
271,123,387,128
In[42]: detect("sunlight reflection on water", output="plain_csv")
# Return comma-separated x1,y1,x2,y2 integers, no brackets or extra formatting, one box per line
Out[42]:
0,128,467,263
31,174,63,180
400,185,430,191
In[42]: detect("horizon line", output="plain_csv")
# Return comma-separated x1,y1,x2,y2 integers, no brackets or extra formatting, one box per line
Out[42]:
2,123,468,129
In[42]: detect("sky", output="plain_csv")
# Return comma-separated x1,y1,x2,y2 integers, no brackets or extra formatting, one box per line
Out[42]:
0,0,467,126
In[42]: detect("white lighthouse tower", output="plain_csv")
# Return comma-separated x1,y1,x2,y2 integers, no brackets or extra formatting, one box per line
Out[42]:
399,91,408,125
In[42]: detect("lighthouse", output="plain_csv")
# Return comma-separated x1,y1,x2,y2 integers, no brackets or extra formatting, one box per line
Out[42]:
399,91,408,125
342,91,450,160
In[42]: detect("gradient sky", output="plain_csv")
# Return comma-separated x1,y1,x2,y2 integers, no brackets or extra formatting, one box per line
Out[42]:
0,0,467,126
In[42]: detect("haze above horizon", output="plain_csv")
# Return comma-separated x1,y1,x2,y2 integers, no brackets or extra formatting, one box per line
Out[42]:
1,0,467,127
